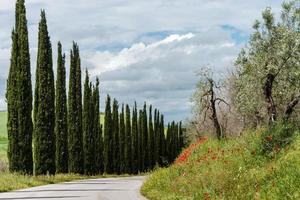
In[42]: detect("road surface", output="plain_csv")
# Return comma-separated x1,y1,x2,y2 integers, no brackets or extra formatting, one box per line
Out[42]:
0,176,147,200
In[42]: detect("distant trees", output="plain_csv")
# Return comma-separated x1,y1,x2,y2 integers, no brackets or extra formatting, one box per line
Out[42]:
6,0,185,175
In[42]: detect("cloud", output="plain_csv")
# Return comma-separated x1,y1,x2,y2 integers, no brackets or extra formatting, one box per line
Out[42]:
0,0,284,121
88,33,195,74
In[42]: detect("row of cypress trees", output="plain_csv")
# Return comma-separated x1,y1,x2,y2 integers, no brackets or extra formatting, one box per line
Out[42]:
7,0,185,175
103,99,185,174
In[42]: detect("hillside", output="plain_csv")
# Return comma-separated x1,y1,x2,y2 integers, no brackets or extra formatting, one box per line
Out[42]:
142,130,300,199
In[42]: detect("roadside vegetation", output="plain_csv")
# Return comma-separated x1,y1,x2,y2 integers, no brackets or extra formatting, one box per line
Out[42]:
143,1,300,199
142,128,300,199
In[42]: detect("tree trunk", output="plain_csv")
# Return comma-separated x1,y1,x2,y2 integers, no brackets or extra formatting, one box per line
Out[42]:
284,95,300,121
263,73,277,123
209,80,222,139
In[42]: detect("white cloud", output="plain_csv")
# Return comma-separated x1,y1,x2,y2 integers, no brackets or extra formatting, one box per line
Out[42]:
88,33,195,74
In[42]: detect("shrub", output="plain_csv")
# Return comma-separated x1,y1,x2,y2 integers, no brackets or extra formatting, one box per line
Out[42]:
260,122,296,158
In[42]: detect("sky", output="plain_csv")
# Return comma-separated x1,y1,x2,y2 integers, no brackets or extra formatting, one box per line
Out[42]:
0,0,283,122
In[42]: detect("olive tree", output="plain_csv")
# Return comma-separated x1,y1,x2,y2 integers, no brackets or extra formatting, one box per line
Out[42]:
234,1,300,126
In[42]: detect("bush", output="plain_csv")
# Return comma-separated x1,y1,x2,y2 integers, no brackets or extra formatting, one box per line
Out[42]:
260,122,296,158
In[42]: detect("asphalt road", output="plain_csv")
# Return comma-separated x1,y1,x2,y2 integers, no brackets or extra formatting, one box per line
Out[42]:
0,176,147,200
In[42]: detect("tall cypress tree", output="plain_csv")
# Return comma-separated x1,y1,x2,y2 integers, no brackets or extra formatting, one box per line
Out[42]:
104,95,113,173
55,42,68,173
112,99,120,174
68,42,84,174
7,0,33,174
124,105,132,174
153,109,160,165
179,122,184,151
34,10,55,175
7,29,19,173
142,103,148,171
93,78,103,174
119,104,125,174
159,115,165,165
148,105,155,169
131,103,139,174
166,123,171,163
138,109,143,171
83,70,96,175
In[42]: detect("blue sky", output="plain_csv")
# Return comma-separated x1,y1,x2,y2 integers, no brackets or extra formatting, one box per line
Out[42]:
0,0,284,122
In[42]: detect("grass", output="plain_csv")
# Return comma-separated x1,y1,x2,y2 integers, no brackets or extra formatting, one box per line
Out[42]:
142,129,300,200
0,112,7,138
0,173,133,192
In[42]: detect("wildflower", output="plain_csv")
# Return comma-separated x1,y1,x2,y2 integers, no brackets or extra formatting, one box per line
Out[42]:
204,192,210,200
266,135,273,141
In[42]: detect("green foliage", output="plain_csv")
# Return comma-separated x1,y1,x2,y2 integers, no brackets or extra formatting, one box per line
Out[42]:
83,70,97,175
124,105,132,174
93,78,103,174
34,10,55,175
112,99,120,173
131,103,139,174
260,122,296,157
142,130,300,200
7,0,33,174
119,104,125,173
55,42,68,174
68,42,84,174
148,106,155,169
104,95,113,173
142,104,149,171
234,1,300,125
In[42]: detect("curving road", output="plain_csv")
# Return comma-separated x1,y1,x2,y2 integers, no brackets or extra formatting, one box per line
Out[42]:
0,176,147,200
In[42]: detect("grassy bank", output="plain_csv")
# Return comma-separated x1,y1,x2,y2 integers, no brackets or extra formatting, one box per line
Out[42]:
142,129,300,199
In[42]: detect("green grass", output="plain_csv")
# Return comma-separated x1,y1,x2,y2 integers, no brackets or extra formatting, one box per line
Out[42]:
0,112,7,138
142,129,300,200
0,173,134,192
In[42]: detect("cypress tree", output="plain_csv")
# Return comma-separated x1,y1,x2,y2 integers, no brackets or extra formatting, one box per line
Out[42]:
166,123,171,163
7,0,33,174
93,78,103,174
83,70,96,175
124,105,132,174
34,10,55,175
154,109,160,165
55,42,68,173
112,99,120,174
119,104,125,174
138,109,143,171
68,42,84,174
179,122,184,150
142,103,148,171
104,95,113,173
7,29,19,173
131,103,139,174
159,115,165,165
148,105,155,169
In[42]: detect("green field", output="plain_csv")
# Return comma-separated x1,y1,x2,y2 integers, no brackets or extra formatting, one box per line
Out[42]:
0,112,7,138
